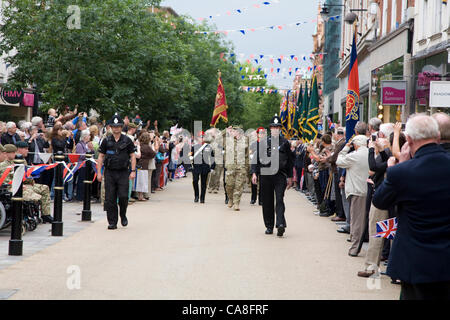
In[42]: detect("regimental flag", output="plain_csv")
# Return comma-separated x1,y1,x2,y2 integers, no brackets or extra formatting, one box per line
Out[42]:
280,91,290,138
345,32,360,142
210,75,229,127
300,81,309,139
289,87,302,139
374,218,398,240
304,75,320,143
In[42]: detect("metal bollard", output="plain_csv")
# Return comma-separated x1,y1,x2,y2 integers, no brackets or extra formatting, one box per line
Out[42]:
52,152,64,236
81,154,92,221
9,155,25,256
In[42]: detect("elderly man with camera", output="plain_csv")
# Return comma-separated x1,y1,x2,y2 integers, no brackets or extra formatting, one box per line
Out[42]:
336,134,369,257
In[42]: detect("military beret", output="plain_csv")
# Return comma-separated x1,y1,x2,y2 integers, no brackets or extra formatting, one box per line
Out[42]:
4,144,17,153
128,123,138,129
0,144,5,152
15,141,29,149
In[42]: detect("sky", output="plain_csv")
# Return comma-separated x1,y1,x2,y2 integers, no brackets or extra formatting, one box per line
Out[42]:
160,0,320,89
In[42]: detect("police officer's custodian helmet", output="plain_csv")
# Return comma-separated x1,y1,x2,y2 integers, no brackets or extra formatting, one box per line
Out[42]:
110,113,124,127
270,114,283,128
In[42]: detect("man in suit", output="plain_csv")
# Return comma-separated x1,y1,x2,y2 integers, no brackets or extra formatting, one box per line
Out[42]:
373,114,450,300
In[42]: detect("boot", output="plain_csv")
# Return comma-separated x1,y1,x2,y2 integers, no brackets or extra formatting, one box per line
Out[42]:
233,203,240,211
227,199,234,208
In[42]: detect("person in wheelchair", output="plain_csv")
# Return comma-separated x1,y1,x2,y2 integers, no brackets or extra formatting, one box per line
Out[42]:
0,143,53,224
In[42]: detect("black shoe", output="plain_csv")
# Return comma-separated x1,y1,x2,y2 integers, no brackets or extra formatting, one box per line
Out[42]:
319,212,333,217
258,201,262,206
265,228,273,235
108,224,117,230
250,200,256,205
225,198,228,204
277,226,285,237
337,228,350,234
200,199,205,204
42,215,54,224
121,217,128,227
194,197,199,203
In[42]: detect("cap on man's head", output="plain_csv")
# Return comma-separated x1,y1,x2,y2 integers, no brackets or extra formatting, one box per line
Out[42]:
110,113,124,127
128,123,138,129
15,141,29,149
4,144,17,153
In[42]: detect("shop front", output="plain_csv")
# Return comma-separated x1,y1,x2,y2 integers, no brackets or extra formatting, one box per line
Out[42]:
0,86,35,122
413,50,450,115
370,56,406,123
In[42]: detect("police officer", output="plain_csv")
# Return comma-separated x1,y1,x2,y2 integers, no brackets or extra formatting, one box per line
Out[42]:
251,115,294,237
249,127,266,205
97,114,136,230
190,131,215,203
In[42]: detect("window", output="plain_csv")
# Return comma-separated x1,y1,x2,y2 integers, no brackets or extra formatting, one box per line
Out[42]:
391,0,397,31
401,0,407,23
382,0,388,36
434,0,442,34
421,0,429,39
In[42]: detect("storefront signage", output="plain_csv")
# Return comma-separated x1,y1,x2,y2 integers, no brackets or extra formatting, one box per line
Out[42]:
381,80,407,105
430,81,450,108
1,88,23,106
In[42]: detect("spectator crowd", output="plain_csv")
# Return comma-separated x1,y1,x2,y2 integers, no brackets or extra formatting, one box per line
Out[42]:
1,106,450,300
0,107,190,208
292,112,450,299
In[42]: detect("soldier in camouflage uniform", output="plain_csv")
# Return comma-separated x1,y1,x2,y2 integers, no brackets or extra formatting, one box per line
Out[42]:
0,143,53,223
207,128,224,194
224,126,249,211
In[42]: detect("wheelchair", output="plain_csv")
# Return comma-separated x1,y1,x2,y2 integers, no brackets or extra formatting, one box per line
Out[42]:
0,184,42,234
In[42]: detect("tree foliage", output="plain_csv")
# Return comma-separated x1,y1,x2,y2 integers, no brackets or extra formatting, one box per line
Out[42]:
0,0,244,130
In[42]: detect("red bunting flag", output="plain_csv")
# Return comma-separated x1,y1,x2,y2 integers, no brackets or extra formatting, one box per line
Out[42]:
210,72,229,127
68,154,81,163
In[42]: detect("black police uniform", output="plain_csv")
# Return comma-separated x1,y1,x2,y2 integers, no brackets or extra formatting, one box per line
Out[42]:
251,116,294,236
249,140,262,205
191,142,215,203
98,119,135,228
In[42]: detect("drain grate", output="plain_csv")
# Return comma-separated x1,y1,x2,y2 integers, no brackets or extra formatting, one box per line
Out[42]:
0,289,18,300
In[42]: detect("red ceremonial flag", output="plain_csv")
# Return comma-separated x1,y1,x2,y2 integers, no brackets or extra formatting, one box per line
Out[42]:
210,73,229,127
345,31,360,142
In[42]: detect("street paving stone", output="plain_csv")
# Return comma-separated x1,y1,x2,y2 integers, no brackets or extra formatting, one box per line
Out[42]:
0,177,399,300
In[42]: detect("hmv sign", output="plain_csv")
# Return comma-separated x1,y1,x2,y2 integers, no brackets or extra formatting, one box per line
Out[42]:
1,88,23,106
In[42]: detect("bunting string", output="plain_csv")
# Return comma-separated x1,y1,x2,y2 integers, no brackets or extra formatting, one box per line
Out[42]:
187,15,341,36
195,0,281,22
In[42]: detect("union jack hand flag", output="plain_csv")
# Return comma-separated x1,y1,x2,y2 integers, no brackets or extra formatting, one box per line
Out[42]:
374,217,398,240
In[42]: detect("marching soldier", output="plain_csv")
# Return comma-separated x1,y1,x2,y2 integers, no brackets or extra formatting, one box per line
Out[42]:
0,143,53,223
251,115,294,237
190,131,215,203
207,128,224,194
97,114,136,230
225,125,249,211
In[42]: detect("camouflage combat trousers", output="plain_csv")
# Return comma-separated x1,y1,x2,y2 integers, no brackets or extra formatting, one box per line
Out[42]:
208,165,224,192
225,166,247,206
23,183,51,216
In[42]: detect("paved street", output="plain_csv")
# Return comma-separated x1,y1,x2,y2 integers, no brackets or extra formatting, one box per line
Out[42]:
0,175,400,300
